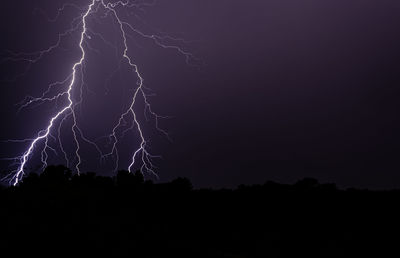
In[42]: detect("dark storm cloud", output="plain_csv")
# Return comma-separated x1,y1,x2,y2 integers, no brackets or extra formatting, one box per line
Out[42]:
1,0,400,188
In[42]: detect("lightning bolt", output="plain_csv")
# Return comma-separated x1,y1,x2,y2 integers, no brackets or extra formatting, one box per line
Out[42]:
2,0,199,185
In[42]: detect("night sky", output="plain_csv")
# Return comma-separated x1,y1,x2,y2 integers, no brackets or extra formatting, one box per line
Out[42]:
1,0,400,189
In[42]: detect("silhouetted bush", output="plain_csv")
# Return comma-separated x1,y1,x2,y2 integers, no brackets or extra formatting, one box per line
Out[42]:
0,165,398,257
294,177,319,189
169,177,193,192
116,170,144,188
41,165,72,183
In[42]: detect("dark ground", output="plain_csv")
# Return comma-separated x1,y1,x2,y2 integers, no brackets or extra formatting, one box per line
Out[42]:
1,165,400,257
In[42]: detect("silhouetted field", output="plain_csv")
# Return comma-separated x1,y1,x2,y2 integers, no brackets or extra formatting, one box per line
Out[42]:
1,165,399,257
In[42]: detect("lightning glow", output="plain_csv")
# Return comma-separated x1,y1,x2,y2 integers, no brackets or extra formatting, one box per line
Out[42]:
2,0,198,185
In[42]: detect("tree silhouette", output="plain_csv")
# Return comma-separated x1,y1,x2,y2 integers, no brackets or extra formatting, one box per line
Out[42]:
116,170,144,188
0,165,397,257
41,165,72,182
170,177,193,192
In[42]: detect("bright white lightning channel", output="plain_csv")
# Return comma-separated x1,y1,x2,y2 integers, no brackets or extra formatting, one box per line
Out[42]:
2,0,197,186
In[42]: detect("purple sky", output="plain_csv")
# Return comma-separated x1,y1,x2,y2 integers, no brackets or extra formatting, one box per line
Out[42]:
1,0,400,188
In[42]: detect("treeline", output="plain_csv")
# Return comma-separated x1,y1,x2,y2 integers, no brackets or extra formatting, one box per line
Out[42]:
0,165,399,257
